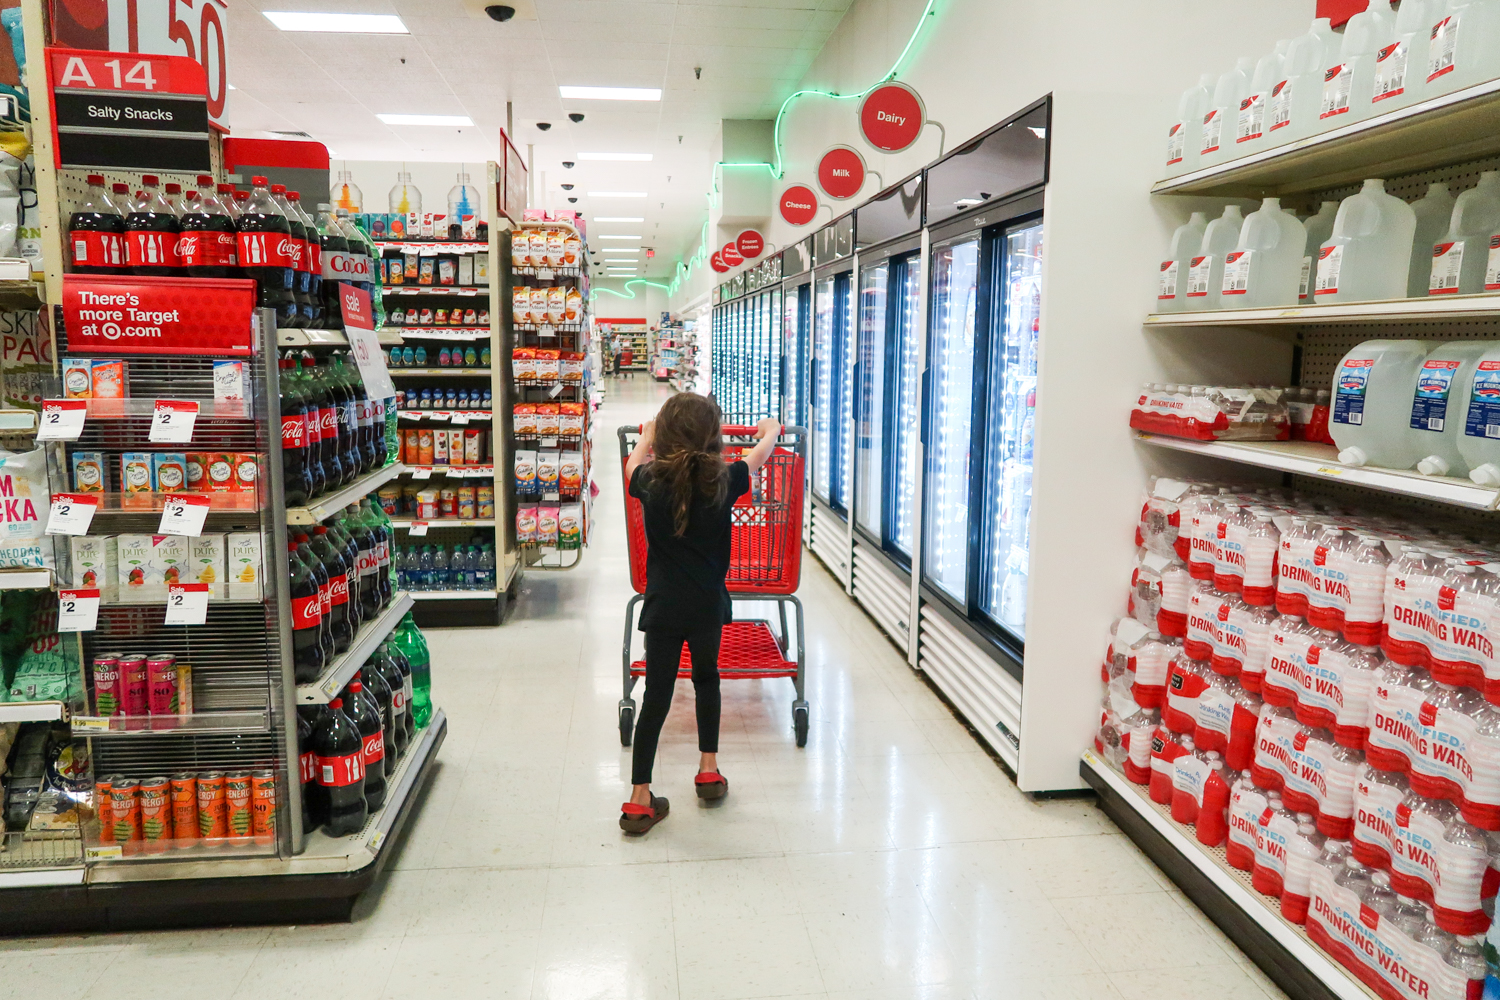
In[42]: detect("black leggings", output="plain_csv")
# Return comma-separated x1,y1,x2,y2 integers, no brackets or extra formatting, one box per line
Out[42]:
631,627,722,785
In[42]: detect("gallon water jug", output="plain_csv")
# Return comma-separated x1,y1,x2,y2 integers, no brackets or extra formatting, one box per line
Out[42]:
1166,74,1215,177
1330,339,1438,468
1157,212,1209,313
1201,58,1254,168
1270,19,1340,145
1235,44,1288,158
1412,340,1495,476
1407,182,1456,297
1223,198,1306,308
1315,179,1416,303
1455,342,1500,484
1425,0,1500,97
1319,0,1396,129
1299,201,1340,303
1430,171,1500,295
1371,0,1436,112
1187,206,1246,311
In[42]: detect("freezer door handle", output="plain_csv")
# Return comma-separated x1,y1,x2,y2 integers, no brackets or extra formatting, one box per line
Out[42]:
920,367,931,447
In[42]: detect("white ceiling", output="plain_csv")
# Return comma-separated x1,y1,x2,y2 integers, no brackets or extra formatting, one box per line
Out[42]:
225,0,854,279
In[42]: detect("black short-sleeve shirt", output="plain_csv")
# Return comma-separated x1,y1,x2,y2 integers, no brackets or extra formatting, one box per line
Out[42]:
630,459,752,633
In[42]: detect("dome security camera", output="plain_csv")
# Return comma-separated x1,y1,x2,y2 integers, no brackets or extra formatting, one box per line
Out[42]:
568,113,584,123
560,183,573,191
561,161,575,169
536,122,552,131
484,5,515,21
568,197,577,203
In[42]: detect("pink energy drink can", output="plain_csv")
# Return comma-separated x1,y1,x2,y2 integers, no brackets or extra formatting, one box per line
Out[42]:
146,654,179,725
91,652,124,717
119,654,149,727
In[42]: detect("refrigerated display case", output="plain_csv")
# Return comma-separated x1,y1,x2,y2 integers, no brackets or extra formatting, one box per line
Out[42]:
807,216,855,585
780,241,812,431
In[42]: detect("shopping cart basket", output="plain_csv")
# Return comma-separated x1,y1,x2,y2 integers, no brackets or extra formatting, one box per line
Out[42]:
617,424,810,747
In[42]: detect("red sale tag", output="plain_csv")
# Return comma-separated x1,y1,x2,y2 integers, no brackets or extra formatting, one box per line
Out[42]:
57,589,100,632
164,583,209,625
37,399,87,441
157,493,211,536
46,493,100,536
149,399,200,443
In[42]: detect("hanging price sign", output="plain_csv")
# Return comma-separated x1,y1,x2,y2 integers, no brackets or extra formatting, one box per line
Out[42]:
57,589,101,632
37,399,87,441
149,400,199,443
46,493,99,536
157,493,211,536
164,583,209,625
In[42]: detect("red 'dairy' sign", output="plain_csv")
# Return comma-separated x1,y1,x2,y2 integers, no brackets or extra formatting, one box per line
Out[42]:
860,81,925,153
818,146,866,200
721,243,745,268
737,230,765,259
780,185,819,226
339,284,374,330
61,274,256,356
710,252,729,274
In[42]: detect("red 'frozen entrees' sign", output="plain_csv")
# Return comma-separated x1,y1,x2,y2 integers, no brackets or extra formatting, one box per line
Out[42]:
61,274,256,356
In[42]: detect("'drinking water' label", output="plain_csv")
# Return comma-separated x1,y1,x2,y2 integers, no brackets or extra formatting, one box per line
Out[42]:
1320,63,1354,119
1334,358,1374,426
1186,256,1213,298
1431,241,1465,294
1158,260,1179,300
1166,122,1187,166
1269,79,1294,131
1410,359,1461,432
1315,245,1344,295
1236,93,1267,144
1221,251,1253,296
1201,108,1224,155
1373,40,1410,102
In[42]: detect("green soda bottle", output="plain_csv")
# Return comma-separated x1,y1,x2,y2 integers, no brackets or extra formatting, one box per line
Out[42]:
391,612,431,728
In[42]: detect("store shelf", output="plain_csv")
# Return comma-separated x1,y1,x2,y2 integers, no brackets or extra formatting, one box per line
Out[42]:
72,709,268,735
1145,292,1500,327
104,594,263,607
390,518,494,529
375,241,487,251
295,592,414,704
0,568,52,590
382,328,489,341
1152,76,1500,198
284,462,406,525
512,435,585,447
396,410,492,422
86,493,259,515
402,465,494,478
411,590,499,600
70,398,252,420
383,286,485,296
0,700,66,722
388,368,491,376
1134,432,1500,509
1081,751,1374,1000
276,328,349,347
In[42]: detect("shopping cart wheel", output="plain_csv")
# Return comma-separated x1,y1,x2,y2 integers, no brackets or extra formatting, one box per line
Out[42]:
619,702,635,747
793,703,809,748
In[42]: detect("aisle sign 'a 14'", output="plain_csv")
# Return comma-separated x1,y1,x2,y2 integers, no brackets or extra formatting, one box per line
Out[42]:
859,81,926,153
818,146,866,200
780,185,819,227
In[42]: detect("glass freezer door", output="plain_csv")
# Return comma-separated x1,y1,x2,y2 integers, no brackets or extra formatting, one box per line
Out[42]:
922,235,981,604
854,261,889,537
889,253,922,562
783,283,809,429
833,271,853,513
978,220,1042,640
812,276,835,502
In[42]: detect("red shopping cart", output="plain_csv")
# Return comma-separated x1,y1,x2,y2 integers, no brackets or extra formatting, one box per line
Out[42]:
617,424,809,747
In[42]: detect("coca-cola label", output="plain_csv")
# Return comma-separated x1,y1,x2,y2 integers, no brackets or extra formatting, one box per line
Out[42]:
320,406,337,439
329,573,349,607
358,546,378,579
322,250,355,280
238,232,296,268
299,749,317,784
317,751,363,787
391,686,406,713
281,414,306,451
126,231,181,269
376,541,390,569
307,241,322,274
318,581,331,616
361,729,385,765
71,230,125,268
287,237,307,272
177,231,236,269
291,592,322,629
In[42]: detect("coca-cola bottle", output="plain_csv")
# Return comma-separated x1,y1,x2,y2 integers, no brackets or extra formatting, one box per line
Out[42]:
313,697,366,835
309,525,354,654
278,356,315,506
125,174,181,276
322,353,358,481
341,674,386,812
111,183,135,213
296,705,326,832
301,353,346,488
380,639,417,748
336,354,375,473
336,208,372,293
178,175,237,278
362,499,395,609
288,193,324,327
373,647,411,758
68,174,126,274
288,354,327,498
360,663,397,778
294,532,336,665
236,176,298,327
326,514,366,625
271,184,314,326
344,504,382,620
218,183,241,222
317,203,352,320
288,541,325,684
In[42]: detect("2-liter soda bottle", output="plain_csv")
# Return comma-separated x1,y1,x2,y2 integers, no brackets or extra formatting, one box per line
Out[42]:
313,697,366,835
236,176,298,327
67,174,126,274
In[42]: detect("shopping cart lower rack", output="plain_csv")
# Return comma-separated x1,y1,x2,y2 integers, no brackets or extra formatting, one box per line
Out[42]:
617,424,810,747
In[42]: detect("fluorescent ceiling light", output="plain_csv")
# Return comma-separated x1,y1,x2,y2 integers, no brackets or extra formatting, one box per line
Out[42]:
378,113,473,127
578,152,653,162
559,86,661,101
595,217,644,223
598,235,642,240
264,11,408,33
602,249,641,254
589,191,646,198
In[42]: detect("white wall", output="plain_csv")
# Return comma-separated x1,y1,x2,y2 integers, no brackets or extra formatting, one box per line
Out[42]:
710,0,1317,790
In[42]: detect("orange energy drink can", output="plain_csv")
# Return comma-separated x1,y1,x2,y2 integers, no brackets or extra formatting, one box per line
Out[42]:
170,773,197,848
138,777,171,853
197,771,227,846
110,778,141,852
95,777,114,843
251,770,277,846
225,770,254,843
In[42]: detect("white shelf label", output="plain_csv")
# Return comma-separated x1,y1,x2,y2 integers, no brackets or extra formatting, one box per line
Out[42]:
85,845,123,861
46,493,99,536
408,521,430,537
451,412,469,425
164,583,210,625
57,589,100,632
411,468,432,480
37,399,86,441
537,268,554,281
540,437,558,448
157,494,211,537
149,400,199,443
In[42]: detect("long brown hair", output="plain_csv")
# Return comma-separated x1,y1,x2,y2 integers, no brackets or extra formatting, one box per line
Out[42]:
649,393,728,536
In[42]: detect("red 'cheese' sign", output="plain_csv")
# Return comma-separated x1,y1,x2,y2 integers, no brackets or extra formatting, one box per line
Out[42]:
61,274,256,356
721,243,744,267
818,146,866,200
860,81,925,153
780,185,819,227
737,230,765,259
710,252,728,274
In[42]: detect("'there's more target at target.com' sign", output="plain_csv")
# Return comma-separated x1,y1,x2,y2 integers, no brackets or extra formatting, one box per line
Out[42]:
61,275,255,356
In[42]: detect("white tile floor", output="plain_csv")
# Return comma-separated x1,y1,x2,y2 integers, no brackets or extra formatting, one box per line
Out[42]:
0,376,1291,1000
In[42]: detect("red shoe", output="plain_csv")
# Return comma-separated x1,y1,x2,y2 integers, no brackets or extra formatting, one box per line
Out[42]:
695,771,728,800
620,794,669,834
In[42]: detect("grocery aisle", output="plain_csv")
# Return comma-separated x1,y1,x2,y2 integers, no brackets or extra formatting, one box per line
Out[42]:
0,377,1287,999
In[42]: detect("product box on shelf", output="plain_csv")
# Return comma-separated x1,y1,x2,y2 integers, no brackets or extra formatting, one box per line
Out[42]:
69,535,117,601
190,534,226,599
227,531,262,601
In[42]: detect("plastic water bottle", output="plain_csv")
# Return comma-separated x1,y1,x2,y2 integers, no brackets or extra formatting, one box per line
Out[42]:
1407,182,1457,297
1318,0,1395,128
1166,74,1215,177
1270,18,1339,145
1187,205,1245,311
1371,0,1436,113
1201,58,1254,168
1425,0,1500,98
477,544,496,591
417,545,435,591
1234,43,1288,158
1315,179,1416,303
1455,342,1500,484
432,545,449,591
1223,198,1306,308
1330,339,1439,468
461,546,478,589
1156,212,1208,313
1430,171,1500,296
1411,340,1492,477
1298,201,1339,303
